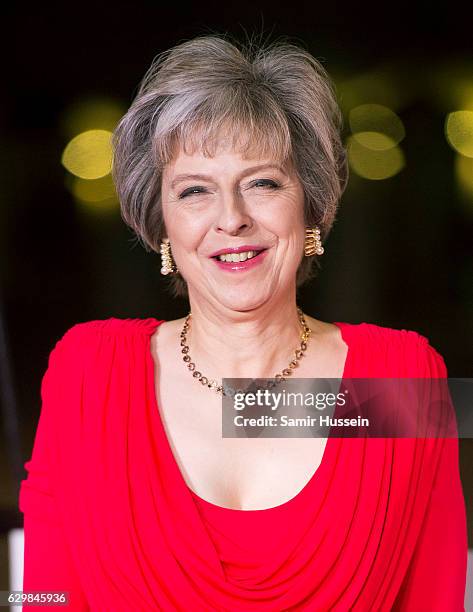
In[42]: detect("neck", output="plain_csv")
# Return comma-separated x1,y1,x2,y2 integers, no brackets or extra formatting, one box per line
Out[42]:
182,294,306,380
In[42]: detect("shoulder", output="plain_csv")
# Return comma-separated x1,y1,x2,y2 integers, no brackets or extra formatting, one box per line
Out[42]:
341,320,427,344
60,316,164,340
43,317,165,375
64,317,163,337
40,316,164,393
339,320,447,377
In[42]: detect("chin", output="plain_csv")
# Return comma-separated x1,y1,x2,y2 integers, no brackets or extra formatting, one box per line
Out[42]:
214,292,271,313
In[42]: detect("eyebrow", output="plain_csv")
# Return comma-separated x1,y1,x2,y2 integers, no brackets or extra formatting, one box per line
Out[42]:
169,164,288,190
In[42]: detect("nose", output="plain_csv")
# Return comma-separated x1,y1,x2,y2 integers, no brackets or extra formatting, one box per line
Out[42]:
214,190,253,235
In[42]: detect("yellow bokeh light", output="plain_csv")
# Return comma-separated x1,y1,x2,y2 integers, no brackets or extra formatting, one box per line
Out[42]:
352,131,398,151
337,67,405,115
61,129,113,179
349,104,405,148
454,153,473,200
347,134,405,180
445,111,473,158
59,98,125,139
65,173,118,212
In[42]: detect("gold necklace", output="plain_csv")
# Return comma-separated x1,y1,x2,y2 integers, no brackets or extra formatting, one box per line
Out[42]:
179,307,312,397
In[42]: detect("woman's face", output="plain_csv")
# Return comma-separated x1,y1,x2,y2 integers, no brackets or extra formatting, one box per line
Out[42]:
160,140,306,312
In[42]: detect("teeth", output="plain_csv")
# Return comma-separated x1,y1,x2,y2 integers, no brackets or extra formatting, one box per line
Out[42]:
218,250,260,262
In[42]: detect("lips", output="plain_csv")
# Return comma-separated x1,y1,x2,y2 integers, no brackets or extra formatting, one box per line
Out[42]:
212,248,269,271
211,249,265,260
209,245,268,258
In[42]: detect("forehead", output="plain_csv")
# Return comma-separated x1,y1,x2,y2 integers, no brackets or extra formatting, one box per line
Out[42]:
163,132,293,180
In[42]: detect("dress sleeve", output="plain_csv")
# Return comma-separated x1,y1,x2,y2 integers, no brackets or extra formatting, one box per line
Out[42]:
392,338,468,611
19,331,89,611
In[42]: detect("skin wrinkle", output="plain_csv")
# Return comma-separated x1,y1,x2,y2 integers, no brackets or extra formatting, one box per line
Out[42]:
169,163,289,192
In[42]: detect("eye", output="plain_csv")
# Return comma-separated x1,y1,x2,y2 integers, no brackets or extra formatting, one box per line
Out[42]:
178,179,280,199
178,186,207,199
251,179,280,190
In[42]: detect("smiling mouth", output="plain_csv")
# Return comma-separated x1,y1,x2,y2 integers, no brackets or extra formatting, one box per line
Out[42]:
211,249,266,263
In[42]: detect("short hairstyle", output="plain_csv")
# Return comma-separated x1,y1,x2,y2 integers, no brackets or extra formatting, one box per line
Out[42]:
112,33,349,299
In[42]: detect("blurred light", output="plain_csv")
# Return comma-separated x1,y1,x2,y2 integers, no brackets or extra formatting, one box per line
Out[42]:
445,111,473,158
61,130,113,179
337,66,406,116
347,134,405,180
59,97,125,139
454,153,473,201
349,104,405,149
65,173,118,211
352,132,399,151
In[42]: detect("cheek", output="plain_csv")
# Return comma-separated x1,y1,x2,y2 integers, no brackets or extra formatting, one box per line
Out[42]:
264,190,304,224
259,202,304,240
166,209,210,253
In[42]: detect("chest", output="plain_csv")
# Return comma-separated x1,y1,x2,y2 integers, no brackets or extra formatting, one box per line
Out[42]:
150,317,350,510
154,361,344,511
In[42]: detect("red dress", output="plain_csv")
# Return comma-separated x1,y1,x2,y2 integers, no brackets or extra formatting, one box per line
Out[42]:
19,318,468,610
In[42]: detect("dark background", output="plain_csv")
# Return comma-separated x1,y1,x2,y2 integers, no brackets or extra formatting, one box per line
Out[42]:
2,3,472,586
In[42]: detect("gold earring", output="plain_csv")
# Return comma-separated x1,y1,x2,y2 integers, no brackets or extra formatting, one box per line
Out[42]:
160,238,178,275
304,226,324,256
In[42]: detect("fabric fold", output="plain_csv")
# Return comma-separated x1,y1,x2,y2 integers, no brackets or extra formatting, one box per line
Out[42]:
19,317,468,611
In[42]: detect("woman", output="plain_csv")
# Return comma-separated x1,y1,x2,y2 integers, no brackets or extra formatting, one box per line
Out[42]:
20,34,468,610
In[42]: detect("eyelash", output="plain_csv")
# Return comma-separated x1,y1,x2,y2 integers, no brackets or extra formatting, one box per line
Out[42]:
178,179,280,199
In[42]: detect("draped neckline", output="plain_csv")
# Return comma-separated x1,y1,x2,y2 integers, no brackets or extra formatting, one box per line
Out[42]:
146,319,354,514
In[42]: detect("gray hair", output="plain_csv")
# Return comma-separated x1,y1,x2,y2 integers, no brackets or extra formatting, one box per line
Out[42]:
111,33,349,299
